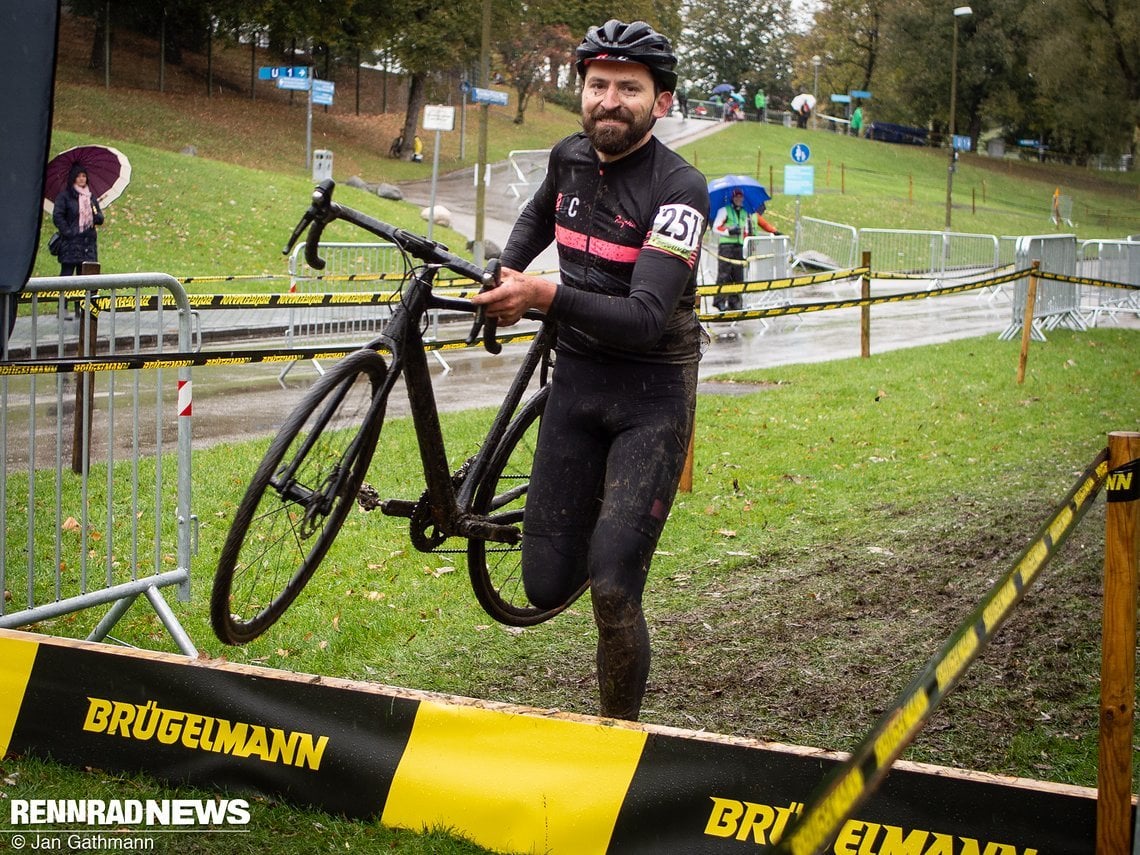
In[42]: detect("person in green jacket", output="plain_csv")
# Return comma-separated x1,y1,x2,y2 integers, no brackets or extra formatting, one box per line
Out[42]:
851,104,864,137
754,88,767,123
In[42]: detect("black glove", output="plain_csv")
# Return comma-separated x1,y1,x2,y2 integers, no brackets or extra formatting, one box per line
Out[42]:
727,226,741,236
774,231,783,236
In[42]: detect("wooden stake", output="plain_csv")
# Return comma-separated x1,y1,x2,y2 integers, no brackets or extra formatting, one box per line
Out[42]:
1097,431,1140,855
1015,260,1039,384
860,251,871,358
679,424,695,493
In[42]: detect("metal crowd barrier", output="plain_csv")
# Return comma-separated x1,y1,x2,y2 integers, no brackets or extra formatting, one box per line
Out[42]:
0,273,196,655
856,228,999,278
1000,234,1081,340
287,240,402,336
1078,238,1140,325
794,216,859,270
286,240,406,376
506,149,551,209
793,219,1003,282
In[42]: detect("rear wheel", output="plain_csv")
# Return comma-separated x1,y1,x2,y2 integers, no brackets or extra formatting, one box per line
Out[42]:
467,386,589,626
211,349,388,644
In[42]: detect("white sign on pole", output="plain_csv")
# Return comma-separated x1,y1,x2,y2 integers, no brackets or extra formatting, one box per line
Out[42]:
423,105,456,132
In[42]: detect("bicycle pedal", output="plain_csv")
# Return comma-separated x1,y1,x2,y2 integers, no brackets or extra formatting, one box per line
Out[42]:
356,483,382,511
379,498,418,518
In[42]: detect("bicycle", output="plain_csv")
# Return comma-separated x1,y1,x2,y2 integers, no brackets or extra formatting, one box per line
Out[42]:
210,179,588,645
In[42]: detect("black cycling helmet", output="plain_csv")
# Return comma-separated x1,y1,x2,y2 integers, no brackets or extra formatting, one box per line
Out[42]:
575,20,678,93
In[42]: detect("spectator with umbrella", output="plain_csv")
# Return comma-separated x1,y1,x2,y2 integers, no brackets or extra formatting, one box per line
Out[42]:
791,93,815,129
710,82,734,119
44,144,131,275
51,162,103,276
708,175,777,312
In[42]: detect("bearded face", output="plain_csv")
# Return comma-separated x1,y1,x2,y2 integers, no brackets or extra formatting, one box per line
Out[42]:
580,61,669,160
582,104,657,156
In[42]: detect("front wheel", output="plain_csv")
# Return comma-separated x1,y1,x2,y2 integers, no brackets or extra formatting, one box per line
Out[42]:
467,386,589,626
211,349,389,645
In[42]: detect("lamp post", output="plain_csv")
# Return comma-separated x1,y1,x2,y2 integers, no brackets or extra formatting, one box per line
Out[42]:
944,5,972,230
812,55,821,129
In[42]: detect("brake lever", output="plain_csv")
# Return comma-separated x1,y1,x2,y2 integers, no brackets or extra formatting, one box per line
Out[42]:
282,209,313,256
282,179,337,269
466,258,502,354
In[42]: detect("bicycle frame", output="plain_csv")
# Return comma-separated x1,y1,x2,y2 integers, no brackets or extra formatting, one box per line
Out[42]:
213,178,574,643
356,261,553,550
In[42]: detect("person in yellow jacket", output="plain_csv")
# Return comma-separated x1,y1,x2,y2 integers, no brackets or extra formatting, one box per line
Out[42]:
711,188,778,311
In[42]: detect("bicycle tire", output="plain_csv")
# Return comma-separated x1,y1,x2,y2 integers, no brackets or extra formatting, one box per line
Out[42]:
467,385,589,626
211,349,389,644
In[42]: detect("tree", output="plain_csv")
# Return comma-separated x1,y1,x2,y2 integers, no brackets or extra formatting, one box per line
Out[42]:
679,0,795,103
351,0,480,160
497,24,574,123
1023,0,1137,161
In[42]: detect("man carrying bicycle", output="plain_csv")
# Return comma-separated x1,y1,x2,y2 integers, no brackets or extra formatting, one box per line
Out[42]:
471,20,708,721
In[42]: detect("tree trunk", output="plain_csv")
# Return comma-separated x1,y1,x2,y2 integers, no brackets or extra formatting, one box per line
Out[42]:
401,73,428,161
90,6,107,71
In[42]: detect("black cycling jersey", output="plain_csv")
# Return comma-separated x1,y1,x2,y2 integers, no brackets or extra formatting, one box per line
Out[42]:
498,132,709,364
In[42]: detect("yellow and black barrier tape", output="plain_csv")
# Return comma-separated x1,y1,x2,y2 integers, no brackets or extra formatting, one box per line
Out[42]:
75,292,402,314
0,332,540,376
770,448,1111,855
697,268,1026,324
873,263,1020,281
1034,270,1140,291
696,267,868,299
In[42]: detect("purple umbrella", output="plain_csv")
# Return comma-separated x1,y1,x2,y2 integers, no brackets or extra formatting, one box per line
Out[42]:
711,83,735,96
43,144,132,214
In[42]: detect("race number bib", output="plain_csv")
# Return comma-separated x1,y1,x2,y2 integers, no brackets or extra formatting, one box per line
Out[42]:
646,203,704,264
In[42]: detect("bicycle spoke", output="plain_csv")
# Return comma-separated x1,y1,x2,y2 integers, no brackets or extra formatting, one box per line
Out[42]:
213,350,388,644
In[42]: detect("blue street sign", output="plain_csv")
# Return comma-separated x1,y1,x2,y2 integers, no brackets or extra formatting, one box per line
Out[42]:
952,134,972,152
831,94,851,104
849,89,872,100
312,79,335,106
459,81,471,94
277,76,310,91
259,66,308,81
784,165,815,196
791,143,811,164
471,87,508,106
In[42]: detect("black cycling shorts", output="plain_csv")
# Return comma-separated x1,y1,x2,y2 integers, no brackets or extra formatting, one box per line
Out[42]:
521,352,698,610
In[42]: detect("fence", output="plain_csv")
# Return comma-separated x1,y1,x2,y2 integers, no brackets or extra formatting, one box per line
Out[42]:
506,149,551,209
999,234,1082,340
793,220,1002,280
1078,238,1140,325
856,228,1000,278
0,273,196,655
794,216,859,269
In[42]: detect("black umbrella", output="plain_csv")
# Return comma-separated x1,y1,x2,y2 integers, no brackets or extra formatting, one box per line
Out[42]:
43,144,132,214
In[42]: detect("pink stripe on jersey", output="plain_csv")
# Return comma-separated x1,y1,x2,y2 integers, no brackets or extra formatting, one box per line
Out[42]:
555,223,641,264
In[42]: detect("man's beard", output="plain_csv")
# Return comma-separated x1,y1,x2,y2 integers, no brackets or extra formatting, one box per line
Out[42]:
583,106,656,156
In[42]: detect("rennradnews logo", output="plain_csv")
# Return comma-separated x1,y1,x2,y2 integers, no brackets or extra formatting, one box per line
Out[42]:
10,799,251,827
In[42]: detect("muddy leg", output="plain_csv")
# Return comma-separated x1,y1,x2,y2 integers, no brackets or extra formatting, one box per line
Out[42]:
593,594,651,721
